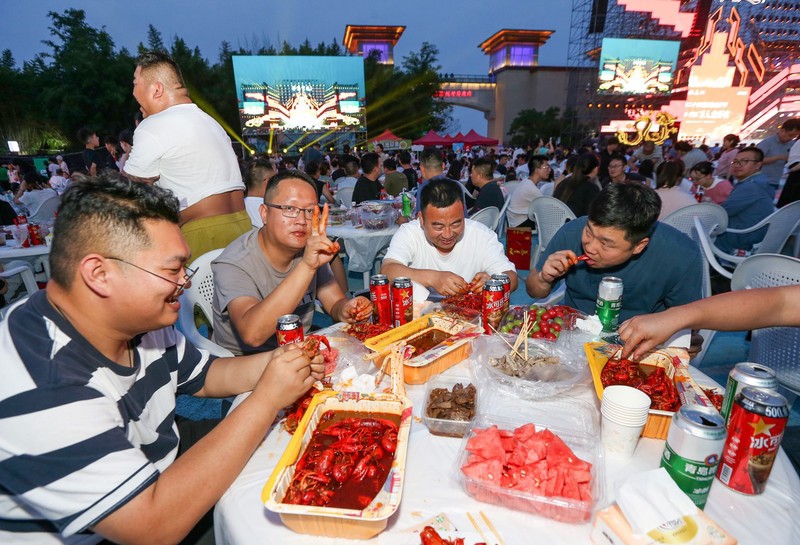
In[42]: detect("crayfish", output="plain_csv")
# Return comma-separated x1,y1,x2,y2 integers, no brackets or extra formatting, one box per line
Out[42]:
420,526,471,545
301,334,331,359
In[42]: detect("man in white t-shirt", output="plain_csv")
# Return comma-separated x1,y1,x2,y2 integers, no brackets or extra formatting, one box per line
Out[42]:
506,155,547,228
123,51,250,262
382,178,518,297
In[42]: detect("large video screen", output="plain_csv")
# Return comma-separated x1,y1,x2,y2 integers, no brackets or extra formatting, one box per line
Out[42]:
597,38,681,95
232,56,366,135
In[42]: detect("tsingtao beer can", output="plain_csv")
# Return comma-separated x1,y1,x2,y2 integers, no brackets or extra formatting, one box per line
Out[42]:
660,406,727,509
391,277,413,327
596,276,623,332
716,387,789,495
482,279,505,335
491,273,511,313
276,314,304,346
369,274,392,326
720,362,778,424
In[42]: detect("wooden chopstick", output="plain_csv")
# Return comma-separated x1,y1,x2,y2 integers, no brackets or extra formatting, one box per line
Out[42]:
480,511,506,545
466,512,489,544
488,324,525,360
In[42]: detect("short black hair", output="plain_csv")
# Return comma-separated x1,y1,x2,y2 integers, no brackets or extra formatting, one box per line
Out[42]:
420,178,465,212
360,152,380,175
588,182,661,245
420,147,444,173
781,118,800,132
136,50,186,90
689,161,714,176
471,157,494,180
527,154,549,173
342,155,360,176
304,159,321,177
608,153,627,166
263,169,318,203
398,151,412,164
737,147,764,162
50,172,180,289
383,158,397,170
244,158,275,195
76,127,95,145
118,129,134,146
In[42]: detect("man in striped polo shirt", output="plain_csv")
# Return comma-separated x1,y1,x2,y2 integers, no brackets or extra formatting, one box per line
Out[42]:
0,174,322,544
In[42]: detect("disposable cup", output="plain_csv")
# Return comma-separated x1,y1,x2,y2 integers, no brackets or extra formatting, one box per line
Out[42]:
602,385,651,411
601,414,645,458
601,406,648,426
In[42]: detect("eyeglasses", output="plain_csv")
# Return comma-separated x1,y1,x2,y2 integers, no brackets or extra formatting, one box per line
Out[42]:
732,159,761,166
104,257,197,298
264,202,318,219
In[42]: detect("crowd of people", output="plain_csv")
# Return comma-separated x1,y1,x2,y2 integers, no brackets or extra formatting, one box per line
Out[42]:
1,50,799,545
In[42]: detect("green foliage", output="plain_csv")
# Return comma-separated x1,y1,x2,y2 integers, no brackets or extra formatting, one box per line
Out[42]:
0,10,448,152
508,107,591,148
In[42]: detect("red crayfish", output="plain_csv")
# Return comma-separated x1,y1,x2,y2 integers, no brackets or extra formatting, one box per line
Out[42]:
283,386,321,435
601,358,681,412
282,411,400,509
301,334,331,359
420,526,476,545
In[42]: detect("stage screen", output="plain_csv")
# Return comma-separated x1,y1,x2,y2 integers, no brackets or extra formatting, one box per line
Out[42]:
232,56,366,135
597,38,681,95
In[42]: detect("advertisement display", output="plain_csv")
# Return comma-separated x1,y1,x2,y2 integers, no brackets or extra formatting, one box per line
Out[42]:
597,38,681,95
680,87,751,143
232,56,367,135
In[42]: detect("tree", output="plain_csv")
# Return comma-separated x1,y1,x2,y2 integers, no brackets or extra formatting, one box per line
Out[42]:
507,107,586,148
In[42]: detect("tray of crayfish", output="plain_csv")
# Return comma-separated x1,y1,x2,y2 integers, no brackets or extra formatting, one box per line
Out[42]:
584,342,717,439
263,390,413,539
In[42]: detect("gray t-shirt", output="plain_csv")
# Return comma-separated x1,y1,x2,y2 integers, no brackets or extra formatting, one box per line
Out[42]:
757,134,795,186
211,229,334,355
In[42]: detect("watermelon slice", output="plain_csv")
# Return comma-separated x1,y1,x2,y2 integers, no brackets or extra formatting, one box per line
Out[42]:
465,425,506,461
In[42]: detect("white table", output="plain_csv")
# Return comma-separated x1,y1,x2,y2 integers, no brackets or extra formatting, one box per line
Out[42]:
327,224,398,287
214,348,800,544
0,242,51,279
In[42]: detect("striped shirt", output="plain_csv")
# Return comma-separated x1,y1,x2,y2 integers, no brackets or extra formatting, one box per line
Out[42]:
0,291,214,544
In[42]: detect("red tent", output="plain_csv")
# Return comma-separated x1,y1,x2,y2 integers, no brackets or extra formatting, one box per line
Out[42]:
369,129,403,143
451,132,466,144
462,129,498,146
413,129,450,146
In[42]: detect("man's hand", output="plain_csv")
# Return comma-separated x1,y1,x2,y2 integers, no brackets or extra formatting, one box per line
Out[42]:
302,204,340,271
618,310,682,360
341,296,373,323
255,345,319,409
539,250,579,284
468,272,491,293
430,271,469,296
395,215,410,225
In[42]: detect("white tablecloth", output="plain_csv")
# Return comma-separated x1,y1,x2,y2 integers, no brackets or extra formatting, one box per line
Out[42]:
0,243,51,278
327,224,398,275
214,350,800,544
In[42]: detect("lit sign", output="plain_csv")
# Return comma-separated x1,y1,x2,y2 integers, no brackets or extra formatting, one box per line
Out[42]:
691,7,765,85
435,90,474,98
597,38,681,95
616,111,678,146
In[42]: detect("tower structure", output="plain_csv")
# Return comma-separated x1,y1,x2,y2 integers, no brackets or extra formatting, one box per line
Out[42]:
342,25,406,65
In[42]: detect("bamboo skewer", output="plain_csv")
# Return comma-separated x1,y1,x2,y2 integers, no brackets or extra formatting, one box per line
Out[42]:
466,512,489,544
488,324,525,360
480,511,506,545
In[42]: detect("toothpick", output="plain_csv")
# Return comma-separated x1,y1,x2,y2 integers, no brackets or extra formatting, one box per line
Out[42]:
480,511,506,545
489,324,525,360
466,512,489,544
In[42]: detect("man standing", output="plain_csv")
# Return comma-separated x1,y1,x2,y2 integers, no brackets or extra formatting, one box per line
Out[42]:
77,128,118,176
715,147,776,254
757,119,800,191
399,151,419,188
243,157,276,228
351,152,383,205
506,155,547,228
469,157,505,213
212,170,371,355
598,136,621,180
0,175,321,544
382,178,518,297
123,51,250,262
527,183,703,321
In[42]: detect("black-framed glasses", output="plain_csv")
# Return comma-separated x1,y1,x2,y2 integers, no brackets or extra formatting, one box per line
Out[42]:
732,159,760,166
104,257,197,297
264,202,318,219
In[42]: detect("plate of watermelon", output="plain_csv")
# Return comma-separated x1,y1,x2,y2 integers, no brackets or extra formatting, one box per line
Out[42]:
457,411,602,523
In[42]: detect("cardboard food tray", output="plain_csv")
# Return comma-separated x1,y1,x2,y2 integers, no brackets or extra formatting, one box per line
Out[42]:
584,342,717,439
365,313,480,384
263,391,413,539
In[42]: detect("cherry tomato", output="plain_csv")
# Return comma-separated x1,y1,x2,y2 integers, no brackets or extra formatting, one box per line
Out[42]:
544,332,557,341
539,323,550,335
551,322,562,332
531,331,544,339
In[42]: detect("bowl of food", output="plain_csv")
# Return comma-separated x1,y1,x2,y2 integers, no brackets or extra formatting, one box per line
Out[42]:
423,374,478,438
327,207,348,226
357,201,397,230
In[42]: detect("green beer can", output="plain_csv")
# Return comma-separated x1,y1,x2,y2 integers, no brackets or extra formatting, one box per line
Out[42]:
596,276,623,332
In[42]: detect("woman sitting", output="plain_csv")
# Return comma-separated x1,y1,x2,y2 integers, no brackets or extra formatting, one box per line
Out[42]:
689,161,733,205
552,153,601,217
13,171,59,223
655,161,696,220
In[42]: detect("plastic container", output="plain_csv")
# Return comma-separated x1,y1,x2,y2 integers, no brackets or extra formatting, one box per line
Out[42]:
422,374,478,438
357,201,398,230
456,398,603,523
262,391,412,539
327,207,348,225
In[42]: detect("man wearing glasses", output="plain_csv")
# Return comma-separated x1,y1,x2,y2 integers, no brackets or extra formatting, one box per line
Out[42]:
715,147,776,254
212,170,372,355
505,155,547,228
0,174,323,544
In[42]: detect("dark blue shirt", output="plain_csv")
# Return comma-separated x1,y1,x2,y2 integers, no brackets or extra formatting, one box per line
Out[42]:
537,217,703,321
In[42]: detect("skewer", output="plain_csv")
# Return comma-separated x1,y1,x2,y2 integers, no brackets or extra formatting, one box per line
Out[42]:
488,324,525,360
466,512,489,544
480,511,506,545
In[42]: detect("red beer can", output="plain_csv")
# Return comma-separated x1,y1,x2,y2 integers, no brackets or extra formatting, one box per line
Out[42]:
276,314,304,346
370,274,392,326
482,279,505,335
491,273,511,313
391,277,413,327
716,386,789,495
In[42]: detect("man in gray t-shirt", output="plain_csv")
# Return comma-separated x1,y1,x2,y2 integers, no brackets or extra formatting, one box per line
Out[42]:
212,171,372,355
757,119,800,189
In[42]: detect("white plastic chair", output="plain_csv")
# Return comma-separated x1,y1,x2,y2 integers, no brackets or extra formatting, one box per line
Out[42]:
0,261,39,319
528,196,576,269
335,186,354,209
661,202,728,241
28,195,60,224
730,253,800,396
175,248,234,357
495,192,513,237
470,206,500,231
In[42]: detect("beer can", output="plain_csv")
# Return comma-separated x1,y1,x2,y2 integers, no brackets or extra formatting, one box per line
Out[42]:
391,277,413,327
491,273,511,313
596,276,623,332
720,362,778,424
660,406,726,509
276,314,304,346
370,274,392,326
716,387,789,495
482,279,505,335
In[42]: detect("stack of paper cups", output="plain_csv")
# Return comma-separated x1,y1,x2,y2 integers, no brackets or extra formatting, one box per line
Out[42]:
601,385,652,458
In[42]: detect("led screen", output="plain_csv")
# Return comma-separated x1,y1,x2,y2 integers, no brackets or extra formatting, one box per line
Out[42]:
597,38,681,95
232,56,367,135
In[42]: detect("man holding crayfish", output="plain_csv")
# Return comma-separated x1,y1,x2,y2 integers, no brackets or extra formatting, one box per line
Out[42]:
212,170,372,355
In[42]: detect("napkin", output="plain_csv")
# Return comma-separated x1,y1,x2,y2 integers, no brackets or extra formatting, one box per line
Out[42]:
412,281,430,302
616,468,697,535
665,328,691,349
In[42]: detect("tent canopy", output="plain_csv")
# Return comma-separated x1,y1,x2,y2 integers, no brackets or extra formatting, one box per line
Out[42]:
370,129,403,142
462,129,498,146
413,129,450,146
